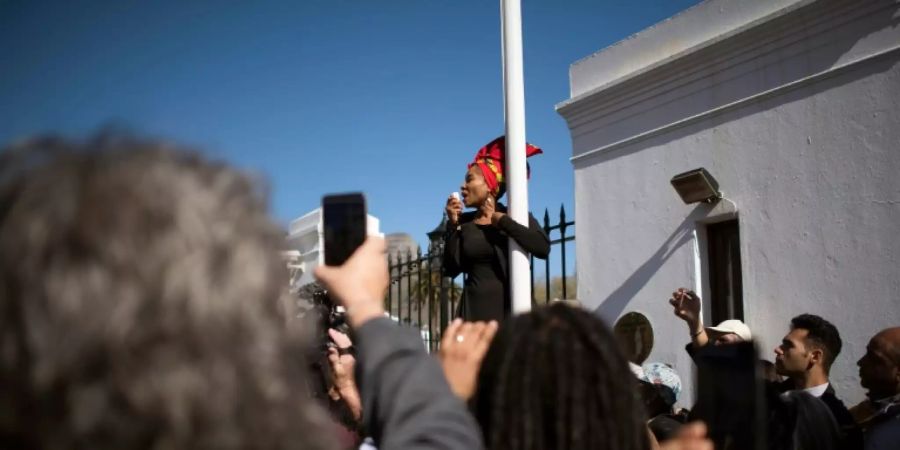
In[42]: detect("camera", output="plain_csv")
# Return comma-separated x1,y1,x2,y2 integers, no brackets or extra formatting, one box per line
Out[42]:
310,285,351,348
297,283,360,433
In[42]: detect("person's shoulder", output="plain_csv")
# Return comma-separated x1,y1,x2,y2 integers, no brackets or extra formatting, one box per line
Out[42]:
868,402,900,428
821,385,849,408
820,387,856,424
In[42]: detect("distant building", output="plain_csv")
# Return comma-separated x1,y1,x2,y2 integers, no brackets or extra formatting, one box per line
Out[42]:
558,0,900,405
384,232,422,321
384,217,454,339
284,207,381,290
386,232,420,262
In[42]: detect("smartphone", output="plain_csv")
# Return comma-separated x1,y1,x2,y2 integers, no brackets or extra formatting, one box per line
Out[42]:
693,341,766,450
321,193,367,266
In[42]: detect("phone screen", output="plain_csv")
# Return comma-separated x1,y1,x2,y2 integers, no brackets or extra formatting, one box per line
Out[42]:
693,341,766,450
322,193,367,266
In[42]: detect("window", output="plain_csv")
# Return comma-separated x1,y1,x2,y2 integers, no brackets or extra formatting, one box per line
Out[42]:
706,219,743,324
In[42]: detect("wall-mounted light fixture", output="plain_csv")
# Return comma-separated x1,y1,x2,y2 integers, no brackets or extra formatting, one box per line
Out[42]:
671,168,721,204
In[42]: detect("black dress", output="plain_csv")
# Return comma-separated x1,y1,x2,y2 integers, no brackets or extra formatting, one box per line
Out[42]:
442,206,550,322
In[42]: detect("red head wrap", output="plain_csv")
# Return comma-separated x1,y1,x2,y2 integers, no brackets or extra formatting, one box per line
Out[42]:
468,136,543,198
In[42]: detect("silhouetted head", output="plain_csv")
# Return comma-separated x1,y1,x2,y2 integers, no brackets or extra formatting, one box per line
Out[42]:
0,134,334,450
475,303,649,450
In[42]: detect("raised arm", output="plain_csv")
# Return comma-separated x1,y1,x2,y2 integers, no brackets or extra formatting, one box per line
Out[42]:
494,213,550,259
315,238,484,450
669,288,709,350
354,318,483,449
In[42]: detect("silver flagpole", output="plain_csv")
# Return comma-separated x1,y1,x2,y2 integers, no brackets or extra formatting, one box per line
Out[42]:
500,0,531,313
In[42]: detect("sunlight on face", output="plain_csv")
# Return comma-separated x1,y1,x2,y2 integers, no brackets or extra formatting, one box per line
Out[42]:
460,165,491,207
774,328,812,376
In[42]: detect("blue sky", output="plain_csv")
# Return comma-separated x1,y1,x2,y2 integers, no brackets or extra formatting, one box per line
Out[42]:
0,0,701,262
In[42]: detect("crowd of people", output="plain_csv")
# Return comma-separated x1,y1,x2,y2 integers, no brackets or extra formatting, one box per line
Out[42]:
0,134,897,450
664,289,898,450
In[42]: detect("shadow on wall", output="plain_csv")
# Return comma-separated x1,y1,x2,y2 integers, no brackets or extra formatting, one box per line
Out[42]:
584,1,900,321
594,203,710,321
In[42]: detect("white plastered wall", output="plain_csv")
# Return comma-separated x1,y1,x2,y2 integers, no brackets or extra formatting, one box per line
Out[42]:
559,0,900,405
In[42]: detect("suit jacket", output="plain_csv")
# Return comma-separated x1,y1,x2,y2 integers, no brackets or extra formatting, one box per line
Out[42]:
355,317,483,449
776,379,863,450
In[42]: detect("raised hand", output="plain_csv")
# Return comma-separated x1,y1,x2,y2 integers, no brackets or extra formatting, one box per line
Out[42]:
439,318,499,400
315,237,388,328
480,196,505,225
446,194,463,226
327,345,356,391
669,288,709,347
327,345,361,420
669,288,701,326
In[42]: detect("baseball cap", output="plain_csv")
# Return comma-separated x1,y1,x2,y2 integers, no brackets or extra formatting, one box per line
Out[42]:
706,319,752,341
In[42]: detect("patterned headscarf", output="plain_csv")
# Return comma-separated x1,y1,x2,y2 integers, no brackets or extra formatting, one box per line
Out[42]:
640,362,682,407
468,136,543,198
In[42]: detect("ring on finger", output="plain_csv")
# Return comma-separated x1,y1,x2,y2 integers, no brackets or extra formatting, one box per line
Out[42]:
455,335,465,343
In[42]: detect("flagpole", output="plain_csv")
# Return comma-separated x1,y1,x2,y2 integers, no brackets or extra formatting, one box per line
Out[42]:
500,0,531,314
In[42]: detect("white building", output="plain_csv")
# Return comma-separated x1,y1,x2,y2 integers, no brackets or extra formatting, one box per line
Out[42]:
284,208,381,289
558,0,900,405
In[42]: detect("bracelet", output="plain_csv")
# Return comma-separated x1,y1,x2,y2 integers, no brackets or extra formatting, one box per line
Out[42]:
690,329,704,338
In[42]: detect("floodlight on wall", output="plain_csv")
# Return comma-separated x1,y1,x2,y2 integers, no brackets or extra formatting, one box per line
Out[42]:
671,168,721,204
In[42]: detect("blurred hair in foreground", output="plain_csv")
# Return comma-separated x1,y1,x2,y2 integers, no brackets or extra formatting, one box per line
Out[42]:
0,134,335,450
475,302,649,450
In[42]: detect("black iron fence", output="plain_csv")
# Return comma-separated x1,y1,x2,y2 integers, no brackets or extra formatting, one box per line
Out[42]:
385,205,575,351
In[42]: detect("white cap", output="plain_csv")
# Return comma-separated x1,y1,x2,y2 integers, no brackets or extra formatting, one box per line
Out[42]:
706,319,752,341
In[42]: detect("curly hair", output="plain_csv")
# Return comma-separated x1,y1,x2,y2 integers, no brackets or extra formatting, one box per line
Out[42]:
790,314,843,372
474,303,649,450
0,134,336,450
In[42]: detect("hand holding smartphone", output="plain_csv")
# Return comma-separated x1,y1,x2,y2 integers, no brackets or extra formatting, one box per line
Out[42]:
322,193,367,266
317,192,388,327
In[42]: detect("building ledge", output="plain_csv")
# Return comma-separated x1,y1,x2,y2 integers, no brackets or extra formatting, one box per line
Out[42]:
558,0,814,111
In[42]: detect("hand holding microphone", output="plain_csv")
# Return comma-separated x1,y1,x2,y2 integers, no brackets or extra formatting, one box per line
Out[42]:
446,192,462,226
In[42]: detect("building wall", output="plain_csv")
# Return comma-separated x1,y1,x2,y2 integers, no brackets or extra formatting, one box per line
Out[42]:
559,0,900,405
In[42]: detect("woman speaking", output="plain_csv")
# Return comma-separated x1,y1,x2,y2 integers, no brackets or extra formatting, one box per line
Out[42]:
443,136,550,322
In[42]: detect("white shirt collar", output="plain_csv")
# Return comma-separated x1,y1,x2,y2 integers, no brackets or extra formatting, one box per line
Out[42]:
802,382,829,398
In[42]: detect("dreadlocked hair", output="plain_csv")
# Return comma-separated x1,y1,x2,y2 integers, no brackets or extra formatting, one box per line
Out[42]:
474,303,649,450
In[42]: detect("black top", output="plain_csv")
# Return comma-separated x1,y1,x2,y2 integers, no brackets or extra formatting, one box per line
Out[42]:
442,206,550,322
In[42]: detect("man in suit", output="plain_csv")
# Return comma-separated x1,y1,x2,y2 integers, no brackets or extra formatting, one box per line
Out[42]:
774,314,862,450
